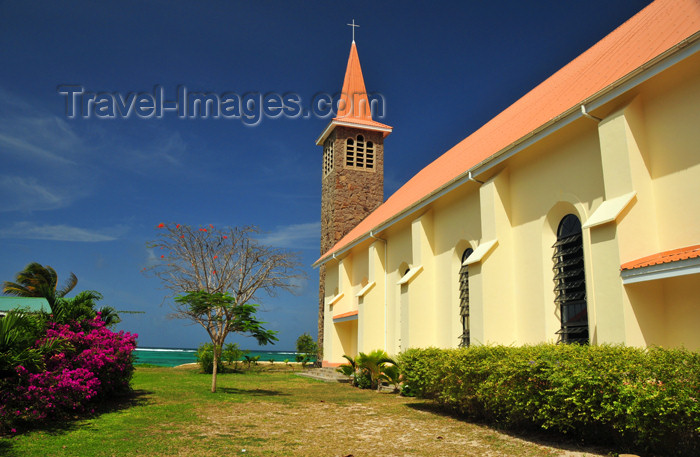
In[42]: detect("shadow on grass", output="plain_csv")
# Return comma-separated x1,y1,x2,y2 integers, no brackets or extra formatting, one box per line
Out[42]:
8,389,153,436
217,387,290,397
1,389,154,457
403,401,615,456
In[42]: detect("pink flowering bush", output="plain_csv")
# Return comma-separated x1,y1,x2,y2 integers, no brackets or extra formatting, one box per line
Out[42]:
0,315,137,431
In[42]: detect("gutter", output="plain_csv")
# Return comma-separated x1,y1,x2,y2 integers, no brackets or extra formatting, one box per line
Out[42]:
313,32,700,268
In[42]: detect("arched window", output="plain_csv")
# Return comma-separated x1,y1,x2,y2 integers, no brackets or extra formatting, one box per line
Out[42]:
323,140,334,177
355,135,365,167
345,134,374,170
459,248,473,347
366,141,374,168
345,138,355,167
552,214,588,344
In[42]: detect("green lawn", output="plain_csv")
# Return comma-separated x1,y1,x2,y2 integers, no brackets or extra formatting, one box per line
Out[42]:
1,366,606,456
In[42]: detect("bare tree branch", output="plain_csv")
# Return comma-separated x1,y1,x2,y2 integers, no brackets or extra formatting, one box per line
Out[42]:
145,223,306,392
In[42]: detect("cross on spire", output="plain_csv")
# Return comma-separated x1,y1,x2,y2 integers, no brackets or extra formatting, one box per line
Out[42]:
347,19,359,43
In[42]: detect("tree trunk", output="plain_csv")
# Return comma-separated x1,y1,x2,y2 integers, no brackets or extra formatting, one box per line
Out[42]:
211,343,219,393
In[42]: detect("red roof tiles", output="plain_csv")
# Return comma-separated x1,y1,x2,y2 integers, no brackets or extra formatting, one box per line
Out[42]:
621,245,700,271
317,0,700,265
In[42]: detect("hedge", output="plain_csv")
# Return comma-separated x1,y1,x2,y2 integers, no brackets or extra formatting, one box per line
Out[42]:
398,344,699,456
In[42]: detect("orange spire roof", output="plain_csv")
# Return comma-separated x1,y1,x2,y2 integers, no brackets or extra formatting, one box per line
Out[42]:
316,42,392,145
337,42,372,121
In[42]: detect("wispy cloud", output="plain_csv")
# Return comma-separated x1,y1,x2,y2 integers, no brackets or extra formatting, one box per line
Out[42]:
0,221,128,242
0,131,76,165
0,176,77,212
115,131,188,173
258,222,320,250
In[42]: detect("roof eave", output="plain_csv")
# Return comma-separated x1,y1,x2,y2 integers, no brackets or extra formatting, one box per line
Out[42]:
312,33,700,268
315,119,393,145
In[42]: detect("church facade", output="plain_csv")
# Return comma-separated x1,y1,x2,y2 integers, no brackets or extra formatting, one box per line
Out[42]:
316,0,700,366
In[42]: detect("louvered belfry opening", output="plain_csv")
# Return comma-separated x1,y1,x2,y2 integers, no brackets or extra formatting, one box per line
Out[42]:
552,214,589,344
459,248,474,347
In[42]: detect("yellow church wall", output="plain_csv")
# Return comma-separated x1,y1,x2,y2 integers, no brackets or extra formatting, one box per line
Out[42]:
507,124,604,345
402,212,436,349
384,223,412,356
357,240,386,353
662,274,700,350
331,256,353,317
622,279,667,347
474,171,517,344
431,185,482,348
642,53,700,253
623,274,700,351
349,248,368,353
334,320,358,359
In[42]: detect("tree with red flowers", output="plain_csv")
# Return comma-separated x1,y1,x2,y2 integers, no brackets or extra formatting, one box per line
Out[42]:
146,224,303,392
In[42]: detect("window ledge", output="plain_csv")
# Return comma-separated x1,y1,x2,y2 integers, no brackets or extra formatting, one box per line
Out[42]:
464,239,498,266
355,281,376,297
397,265,423,285
582,192,636,229
325,292,344,306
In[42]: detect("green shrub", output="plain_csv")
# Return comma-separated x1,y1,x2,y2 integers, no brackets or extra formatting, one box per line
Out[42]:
398,344,700,456
221,343,243,368
195,343,221,374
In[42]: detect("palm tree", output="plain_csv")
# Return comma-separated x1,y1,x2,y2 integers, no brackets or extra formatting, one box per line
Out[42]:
2,262,78,308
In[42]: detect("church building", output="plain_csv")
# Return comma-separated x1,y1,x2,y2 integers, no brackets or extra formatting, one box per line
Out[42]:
315,0,700,366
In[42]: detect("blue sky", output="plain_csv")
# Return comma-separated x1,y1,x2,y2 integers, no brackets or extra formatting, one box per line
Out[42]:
0,0,653,350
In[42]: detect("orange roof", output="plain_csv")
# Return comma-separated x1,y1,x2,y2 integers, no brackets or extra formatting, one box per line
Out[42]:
317,0,700,265
332,310,358,320
621,245,700,271
317,42,393,145
336,42,372,122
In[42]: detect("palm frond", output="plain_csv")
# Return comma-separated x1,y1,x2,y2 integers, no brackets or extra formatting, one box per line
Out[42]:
56,272,78,297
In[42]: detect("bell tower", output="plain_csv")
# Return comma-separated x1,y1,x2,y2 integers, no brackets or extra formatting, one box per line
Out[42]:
316,38,392,359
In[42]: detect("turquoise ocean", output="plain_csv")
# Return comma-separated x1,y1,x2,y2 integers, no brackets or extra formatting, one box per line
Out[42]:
134,347,300,367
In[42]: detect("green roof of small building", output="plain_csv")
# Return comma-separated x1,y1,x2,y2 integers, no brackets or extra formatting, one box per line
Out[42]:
0,297,50,313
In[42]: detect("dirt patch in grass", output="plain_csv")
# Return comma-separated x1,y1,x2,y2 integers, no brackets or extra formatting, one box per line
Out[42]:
184,380,607,457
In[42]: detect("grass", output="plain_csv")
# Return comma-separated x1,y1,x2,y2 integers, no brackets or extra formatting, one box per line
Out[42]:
1,365,608,456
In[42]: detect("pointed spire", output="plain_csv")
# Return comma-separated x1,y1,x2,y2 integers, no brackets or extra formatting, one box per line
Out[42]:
336,42,373,121
316,39,392,146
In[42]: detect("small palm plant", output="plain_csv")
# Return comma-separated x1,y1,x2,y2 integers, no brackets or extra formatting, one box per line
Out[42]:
356,350,396,391
338,350,399,391
378,363,402,393
336,354,358,386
